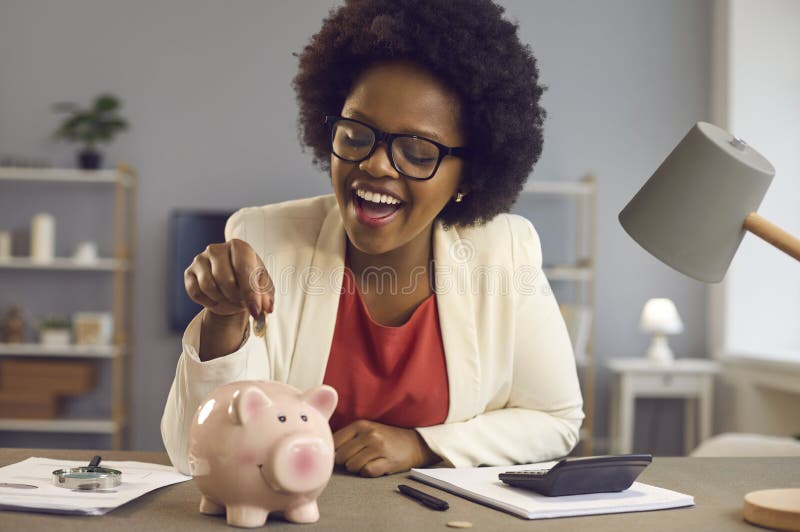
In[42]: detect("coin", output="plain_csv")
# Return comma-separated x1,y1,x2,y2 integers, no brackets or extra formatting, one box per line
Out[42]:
253,311,267,337
446,521,473,529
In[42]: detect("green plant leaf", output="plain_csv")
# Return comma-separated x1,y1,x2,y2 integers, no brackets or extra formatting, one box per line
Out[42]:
52,93,128,146
101,118,128,132
94,94,120,113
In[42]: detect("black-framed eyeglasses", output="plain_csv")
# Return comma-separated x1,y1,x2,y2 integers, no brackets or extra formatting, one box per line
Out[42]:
324,115,468,181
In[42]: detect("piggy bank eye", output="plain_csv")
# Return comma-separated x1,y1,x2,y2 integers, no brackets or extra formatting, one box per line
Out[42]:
278,415,287,423
300,414,308,422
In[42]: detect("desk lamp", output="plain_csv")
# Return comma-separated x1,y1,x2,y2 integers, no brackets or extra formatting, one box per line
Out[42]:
619,121,800,531
619,122,800,282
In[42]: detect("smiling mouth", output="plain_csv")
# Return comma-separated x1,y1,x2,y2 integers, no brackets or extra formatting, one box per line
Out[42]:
351,190,405,221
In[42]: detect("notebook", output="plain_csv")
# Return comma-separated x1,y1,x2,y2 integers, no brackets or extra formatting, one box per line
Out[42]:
409,461,694,520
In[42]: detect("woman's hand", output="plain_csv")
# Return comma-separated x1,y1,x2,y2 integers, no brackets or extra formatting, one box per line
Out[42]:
184,238,274,319
333,420,441,477
185,238,274,361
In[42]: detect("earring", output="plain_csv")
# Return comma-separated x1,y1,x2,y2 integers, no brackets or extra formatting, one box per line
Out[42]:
454,192,464,203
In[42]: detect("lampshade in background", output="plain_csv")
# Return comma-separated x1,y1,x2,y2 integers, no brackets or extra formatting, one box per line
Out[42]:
619,121,800,283
639,298,684,364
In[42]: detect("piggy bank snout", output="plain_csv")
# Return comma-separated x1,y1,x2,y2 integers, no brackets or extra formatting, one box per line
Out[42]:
270,436,333,493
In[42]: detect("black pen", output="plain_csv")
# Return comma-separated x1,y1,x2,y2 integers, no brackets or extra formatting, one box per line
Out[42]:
398,484,449,511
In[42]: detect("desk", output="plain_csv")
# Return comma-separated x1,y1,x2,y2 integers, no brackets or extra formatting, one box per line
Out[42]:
2,448,798,531
608,358,720,454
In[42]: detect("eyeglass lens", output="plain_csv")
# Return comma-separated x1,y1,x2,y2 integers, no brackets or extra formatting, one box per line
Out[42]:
331,119,440,179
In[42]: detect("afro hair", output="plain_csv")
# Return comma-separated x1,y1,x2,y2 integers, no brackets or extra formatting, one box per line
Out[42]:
293,0,546,227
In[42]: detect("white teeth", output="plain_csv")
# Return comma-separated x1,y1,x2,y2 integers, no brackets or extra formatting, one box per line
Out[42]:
355,188,401,205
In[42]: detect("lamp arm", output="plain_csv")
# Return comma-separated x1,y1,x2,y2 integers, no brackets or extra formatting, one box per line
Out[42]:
743,212,800,262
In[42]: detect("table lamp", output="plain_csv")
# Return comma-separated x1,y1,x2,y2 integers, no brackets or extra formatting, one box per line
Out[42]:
619,121,800,531
639,298,683,364
619,121,800,283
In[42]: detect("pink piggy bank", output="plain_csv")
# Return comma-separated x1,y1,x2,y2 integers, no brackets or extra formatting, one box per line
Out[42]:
188,380,338,527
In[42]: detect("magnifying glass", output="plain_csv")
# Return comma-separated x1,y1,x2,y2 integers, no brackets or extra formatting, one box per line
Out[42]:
52,455,122,491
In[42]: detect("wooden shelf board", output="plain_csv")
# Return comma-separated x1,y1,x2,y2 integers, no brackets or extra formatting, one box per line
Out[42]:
0,343,124,358
0,418,117,433
0,257,128,271
0,166,131,186
543,266,595,281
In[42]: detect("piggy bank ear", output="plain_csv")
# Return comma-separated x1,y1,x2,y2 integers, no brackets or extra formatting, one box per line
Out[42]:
302,385,338,420
229,386,272,426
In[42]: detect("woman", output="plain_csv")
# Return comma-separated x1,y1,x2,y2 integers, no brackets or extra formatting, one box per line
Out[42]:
162,0,583,477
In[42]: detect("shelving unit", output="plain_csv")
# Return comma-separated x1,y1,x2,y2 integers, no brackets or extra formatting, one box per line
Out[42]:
0,257,128,271
520,173,597,455
0,419,118,434
0,343,125,358
0,165,136,449
0,167,133,185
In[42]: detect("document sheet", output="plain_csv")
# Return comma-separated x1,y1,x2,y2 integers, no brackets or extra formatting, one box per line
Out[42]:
0,457,191,516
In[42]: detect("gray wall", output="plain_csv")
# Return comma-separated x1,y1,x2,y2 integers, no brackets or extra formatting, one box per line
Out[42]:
0,0,710,454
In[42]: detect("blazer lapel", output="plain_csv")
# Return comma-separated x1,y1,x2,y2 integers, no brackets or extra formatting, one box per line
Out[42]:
433,221,482,422
286,204,346,391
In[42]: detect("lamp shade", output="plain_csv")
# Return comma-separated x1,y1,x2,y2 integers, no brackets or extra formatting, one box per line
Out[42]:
639,298,684,335
619,122,775,282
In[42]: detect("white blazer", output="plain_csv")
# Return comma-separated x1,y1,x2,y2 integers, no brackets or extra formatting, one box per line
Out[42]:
161,194,584,474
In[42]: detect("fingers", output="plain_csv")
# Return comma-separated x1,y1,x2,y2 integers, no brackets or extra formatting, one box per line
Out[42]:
184,238,272,319
230,238,274,317
360,458,391,478
334,421,375,466
206,244,243,309
193,255,227,303
248,264,274,311
344,447,383,475
184,271,220,309
331,421,412,477
332,422,362,450
334,434,368,466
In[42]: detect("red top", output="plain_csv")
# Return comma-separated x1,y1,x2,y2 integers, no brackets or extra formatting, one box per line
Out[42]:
323,263,450,433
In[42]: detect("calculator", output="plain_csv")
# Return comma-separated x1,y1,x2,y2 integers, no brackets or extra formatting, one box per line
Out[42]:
498,454,652,497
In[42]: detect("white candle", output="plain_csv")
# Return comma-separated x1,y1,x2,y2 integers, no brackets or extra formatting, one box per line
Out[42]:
0,231,11,259
30,213,55,263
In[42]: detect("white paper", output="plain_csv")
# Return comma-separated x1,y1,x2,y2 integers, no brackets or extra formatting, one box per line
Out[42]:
410,462,694,520
0,457,192,515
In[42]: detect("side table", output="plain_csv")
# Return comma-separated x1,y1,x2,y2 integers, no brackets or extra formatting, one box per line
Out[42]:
608,358,720,454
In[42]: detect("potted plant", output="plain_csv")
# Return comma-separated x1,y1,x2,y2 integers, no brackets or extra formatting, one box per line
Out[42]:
52,93,130,170
39,316,72,346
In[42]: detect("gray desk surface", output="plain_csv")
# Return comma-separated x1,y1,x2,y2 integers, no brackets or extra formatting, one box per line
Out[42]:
1,448,798,531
